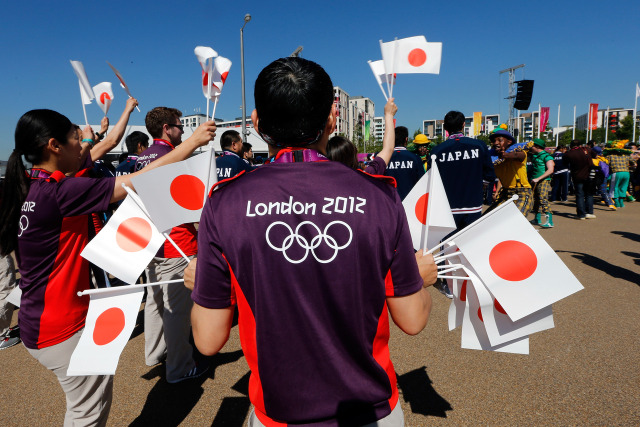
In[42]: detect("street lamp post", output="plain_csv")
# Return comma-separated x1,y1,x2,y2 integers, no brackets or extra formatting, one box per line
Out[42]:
240,13,251,143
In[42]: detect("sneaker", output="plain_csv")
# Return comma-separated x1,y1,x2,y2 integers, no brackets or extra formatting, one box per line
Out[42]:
7,325,19,338
434,279,453,299
585,214,596,219
577,216,586,220
167,362,209,384
609,205,617,211
0,336,20,350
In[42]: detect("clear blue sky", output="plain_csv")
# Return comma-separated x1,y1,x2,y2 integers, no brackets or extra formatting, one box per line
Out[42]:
1,0,638,160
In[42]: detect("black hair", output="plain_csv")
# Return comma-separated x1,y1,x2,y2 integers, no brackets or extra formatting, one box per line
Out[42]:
221,130,241,150
394,126,408,147
326,136,358,170
254,57,333,147
444,111,465,134
125,131,149,154
0,109,73,256
570,139,582,148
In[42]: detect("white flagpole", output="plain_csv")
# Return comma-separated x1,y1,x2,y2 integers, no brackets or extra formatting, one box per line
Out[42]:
82,102,89,128
573,105,576,139
389,38,398,98
426,195,519,254
421,155,438,252
604,106,610,143
556,104,560,147
586,104,591,144
634,83,638,143
537,103,541,139
77,279,184,296
379,40,391,97
121,184,191,264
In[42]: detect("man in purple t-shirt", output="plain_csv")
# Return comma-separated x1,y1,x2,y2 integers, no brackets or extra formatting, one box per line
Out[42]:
188,57,436,426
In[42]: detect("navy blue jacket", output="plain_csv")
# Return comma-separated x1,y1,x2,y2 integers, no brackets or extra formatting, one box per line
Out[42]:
428,136,495,214
384,147,425,200
216,151,253,181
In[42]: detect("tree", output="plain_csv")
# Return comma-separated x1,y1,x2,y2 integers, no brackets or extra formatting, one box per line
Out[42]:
412,128,422,140
616,114,638,141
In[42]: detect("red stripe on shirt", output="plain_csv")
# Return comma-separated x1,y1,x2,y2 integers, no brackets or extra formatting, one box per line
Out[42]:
372,300,399,413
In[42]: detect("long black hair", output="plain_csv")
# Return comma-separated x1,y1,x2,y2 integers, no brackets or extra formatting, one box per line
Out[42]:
0,109,72,256
326,136,358,170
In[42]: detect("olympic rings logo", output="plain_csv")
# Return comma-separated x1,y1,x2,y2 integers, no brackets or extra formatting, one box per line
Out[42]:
265,220,352,264
18,215,29,237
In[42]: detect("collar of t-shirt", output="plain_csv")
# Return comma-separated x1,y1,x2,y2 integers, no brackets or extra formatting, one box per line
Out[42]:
219,150,241,159
448,133,464,140
153,139,175,149
268,148,327,164
28,168,66,182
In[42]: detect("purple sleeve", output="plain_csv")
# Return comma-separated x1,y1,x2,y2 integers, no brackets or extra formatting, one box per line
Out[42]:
192,198,234,308
363,156,387,175
386,194,424,297
56,177,116,217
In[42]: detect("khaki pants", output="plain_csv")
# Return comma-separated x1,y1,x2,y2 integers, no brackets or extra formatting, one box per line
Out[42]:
27,330,113,427
0,254,17,336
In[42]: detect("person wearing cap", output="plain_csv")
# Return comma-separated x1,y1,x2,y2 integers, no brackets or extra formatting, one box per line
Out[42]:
413,133,433,171
486,128,533,216
384,126,425,200
528,139,555,228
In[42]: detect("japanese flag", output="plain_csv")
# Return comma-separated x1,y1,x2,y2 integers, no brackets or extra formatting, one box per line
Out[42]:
461,267,530,354
210,56,232,97
453,201,583,321
107,61,134,98
402,161,456,251
131,151,217,232
194,46,218,100
368,60,395,86
70,60,94,104
81,194,165,284
68,286,144,375
92,82,114,115
380,36,442,74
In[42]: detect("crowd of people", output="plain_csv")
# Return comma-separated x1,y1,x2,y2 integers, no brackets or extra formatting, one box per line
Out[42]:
0,55,637,426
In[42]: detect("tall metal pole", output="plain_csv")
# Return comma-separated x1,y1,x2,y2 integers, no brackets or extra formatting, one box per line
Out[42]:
498,64,524,133
537,103,541,139
633,83,638,143
556,104,560,147
604,106,610,143
573,105,576,139
240,13,251,144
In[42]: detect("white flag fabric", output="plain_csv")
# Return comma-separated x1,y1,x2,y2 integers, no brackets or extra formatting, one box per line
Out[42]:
194,46,218,100
70,60,95,103
68,286,144,375
368,60,394,87
402,161,456,251
210,56,232,97
461,269,530,355
452,201,583,321
130,151,217,232
92,82,114,115
81,194,165,284
107,61,134,98
6,286,21,308
380,36,442,74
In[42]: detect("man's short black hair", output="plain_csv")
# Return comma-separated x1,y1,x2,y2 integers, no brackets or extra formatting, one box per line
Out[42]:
570,139,582,148
125,131,149,153
221,130,241,150
444,111,465,134
254,57,333,147
394,126,408,147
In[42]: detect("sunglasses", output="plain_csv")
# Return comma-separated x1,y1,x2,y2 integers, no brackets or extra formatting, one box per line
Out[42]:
167,124,184,131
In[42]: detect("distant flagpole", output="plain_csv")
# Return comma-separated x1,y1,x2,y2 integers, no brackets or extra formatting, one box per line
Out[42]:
634,83,639,143
556,104,560,147
537,103,541,139
604,106,610,143
572,105,576,139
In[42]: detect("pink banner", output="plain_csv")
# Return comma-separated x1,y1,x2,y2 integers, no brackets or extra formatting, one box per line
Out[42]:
540,107,550,133
589,104,599,130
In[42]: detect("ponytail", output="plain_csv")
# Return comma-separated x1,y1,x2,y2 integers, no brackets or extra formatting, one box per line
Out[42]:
0,109,72,256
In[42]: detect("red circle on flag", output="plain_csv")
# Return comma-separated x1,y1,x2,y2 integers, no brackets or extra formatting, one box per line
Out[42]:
460,280,467,301
116,217,152,252
93,307,126,346
170,175,205,210
220,71,229,84
408,49,427,67
477,307,483,322
488,240,537,281
494,299,507,315
414,193,429,225
100,92,111,104
202,71,209,86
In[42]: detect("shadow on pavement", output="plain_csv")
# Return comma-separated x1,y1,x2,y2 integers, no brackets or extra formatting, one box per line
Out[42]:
612,231,640,243
130,350,244,426
397,366,452,418
557,250,640,286
621,251,640,267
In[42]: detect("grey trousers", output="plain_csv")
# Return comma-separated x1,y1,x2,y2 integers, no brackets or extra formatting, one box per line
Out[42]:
27,330,113,427
248,402,404,427
144,256,195,382
0,254,17,336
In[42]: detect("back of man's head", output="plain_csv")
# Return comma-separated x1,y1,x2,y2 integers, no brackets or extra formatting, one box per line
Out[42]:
125,131,149,154
444,111,465,134
570,139,582,148
395,126,409,147
145,107,182,139
254,57,333,147
221,130,241,151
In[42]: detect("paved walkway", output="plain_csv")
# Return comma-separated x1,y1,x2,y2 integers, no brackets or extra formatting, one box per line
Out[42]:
1,199,638,426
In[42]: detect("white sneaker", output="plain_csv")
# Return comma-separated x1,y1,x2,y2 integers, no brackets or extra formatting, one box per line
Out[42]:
585,214,596,219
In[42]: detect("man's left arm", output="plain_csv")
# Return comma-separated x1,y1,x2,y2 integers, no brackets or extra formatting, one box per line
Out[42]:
192,303,235,356
532,157,555,183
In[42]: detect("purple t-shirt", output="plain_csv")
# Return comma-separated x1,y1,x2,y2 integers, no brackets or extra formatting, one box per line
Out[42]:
193,158,422,425
17,171,115,349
